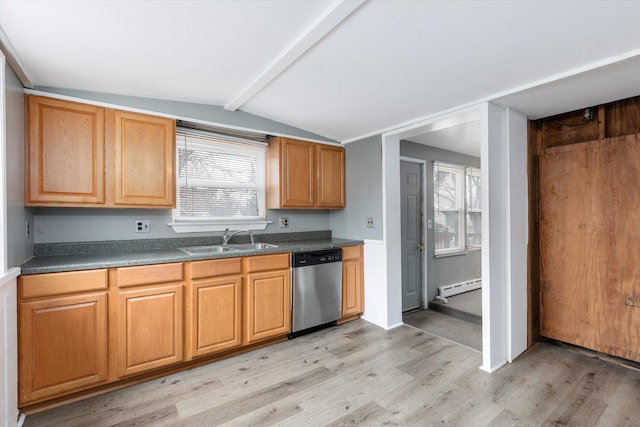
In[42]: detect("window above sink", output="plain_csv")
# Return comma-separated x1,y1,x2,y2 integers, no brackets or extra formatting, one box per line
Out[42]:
169,124,272,233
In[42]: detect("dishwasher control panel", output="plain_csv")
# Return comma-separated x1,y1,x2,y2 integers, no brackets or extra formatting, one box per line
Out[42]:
292,249,342,267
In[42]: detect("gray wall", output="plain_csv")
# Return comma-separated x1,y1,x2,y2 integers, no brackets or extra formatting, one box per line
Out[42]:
6,64,34,266
36,87,337,143
330,135,383,240
27,87,340,244
34,208,331,244
400,140,482,304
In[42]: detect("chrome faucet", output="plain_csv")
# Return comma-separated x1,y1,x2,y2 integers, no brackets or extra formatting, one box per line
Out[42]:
222,229,254,245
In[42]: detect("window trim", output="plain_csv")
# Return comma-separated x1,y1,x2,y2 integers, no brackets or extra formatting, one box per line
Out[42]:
465,166,482,249
168,127,272,233
433,161,465,256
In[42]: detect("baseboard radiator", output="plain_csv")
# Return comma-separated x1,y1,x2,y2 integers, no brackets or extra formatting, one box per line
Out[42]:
435,278,481,304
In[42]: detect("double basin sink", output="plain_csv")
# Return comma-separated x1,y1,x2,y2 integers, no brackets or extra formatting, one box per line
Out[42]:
178,243,278,255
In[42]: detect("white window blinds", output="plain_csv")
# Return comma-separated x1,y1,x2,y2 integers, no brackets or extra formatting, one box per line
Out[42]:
174,128,266,221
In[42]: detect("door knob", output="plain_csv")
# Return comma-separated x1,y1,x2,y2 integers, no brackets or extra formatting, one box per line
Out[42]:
417,244,424,251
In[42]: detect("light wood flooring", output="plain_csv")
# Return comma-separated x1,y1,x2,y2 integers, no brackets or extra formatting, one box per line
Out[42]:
24,319,640,426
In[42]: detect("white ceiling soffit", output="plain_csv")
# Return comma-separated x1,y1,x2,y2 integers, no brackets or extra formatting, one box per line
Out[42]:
406,120,481,158
3,0,640,145
492,52,640,120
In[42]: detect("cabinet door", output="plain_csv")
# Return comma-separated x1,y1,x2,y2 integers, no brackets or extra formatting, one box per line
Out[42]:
281,138,315,207
342,246,364,316
26,96,105,205
245,270,290,343
117,284,183,377
188,276,242,359
316,144,345,208
113,110,175,207
19,292,108,404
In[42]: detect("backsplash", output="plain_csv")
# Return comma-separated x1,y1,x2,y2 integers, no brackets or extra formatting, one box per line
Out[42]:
33,207,332,243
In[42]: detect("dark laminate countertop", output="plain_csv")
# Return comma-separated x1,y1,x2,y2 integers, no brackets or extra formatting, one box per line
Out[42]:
21,237,363,275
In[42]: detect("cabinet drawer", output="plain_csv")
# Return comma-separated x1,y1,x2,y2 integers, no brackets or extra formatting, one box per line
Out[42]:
116,263,183,288
342,245,362,260
244,253,290,273
20,269,108,299
190,257,242,280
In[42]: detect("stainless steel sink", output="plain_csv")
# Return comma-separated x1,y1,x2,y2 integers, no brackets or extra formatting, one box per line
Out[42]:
177,245,239,255
178,243,278,255
227,243,278,250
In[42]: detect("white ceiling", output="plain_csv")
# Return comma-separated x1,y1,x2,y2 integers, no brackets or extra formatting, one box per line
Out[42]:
3,0,640,153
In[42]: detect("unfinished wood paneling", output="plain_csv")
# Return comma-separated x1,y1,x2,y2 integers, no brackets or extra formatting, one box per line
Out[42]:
605,97,640,138
527,120,541,347
542,109,600,148
540,133,640,362
530,94,640,350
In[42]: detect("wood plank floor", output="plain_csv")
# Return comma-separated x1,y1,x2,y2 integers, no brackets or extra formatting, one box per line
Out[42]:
23,319,640,426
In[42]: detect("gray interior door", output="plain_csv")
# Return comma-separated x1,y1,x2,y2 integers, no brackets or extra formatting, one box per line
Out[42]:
401,160,423,311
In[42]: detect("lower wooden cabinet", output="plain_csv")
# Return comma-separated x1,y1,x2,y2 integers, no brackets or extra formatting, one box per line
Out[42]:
18,292,108,405
342,245,364,318
187,258,243,359
245,270,290,343
116,284,184,377
188,276,242,358
16,249,350,408
244,253,291,344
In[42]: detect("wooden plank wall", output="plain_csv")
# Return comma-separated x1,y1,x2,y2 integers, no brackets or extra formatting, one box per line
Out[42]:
539,135,640,362
528,95,640,347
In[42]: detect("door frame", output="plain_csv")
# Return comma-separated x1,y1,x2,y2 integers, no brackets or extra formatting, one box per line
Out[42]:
377,103,528,373
400,156,427,310
0,47,6,273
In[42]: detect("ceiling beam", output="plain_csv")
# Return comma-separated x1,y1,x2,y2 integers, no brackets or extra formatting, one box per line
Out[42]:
224,0,366,112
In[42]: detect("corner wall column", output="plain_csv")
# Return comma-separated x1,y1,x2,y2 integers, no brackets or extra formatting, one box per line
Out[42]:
480,103,528,372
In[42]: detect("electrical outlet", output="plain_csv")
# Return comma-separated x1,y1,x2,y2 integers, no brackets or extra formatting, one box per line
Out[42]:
135,219,151,233
428,219,433,229
366,217,374,228
25,220,30,239
279,217,289,228
476,269,481,278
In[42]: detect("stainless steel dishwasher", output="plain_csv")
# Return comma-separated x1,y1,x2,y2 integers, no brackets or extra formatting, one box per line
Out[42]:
290,248,343,338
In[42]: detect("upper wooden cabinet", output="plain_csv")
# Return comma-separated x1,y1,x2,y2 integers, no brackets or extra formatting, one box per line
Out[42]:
267,137,315,208
316,144,345,208
25,95,175,208
267,136,345,209
25,96,105,205
112,110,175,207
